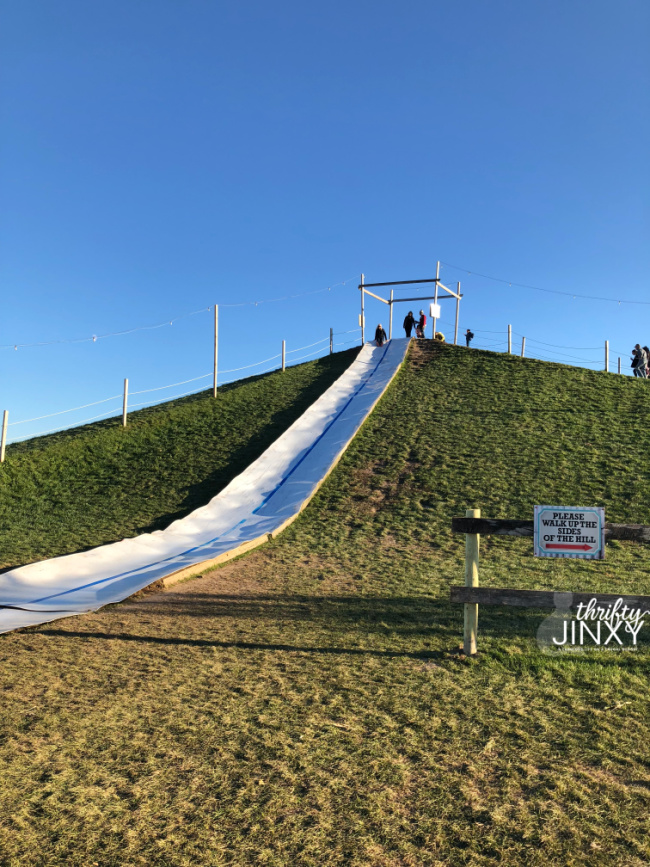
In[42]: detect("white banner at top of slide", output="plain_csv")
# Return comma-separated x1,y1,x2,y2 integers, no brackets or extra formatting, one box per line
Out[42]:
0,338,410,634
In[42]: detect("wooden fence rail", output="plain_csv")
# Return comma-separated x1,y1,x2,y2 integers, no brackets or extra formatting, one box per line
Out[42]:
450,587,650,610
450,512,650,655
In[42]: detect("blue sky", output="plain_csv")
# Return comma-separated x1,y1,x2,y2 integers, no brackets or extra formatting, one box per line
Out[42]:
1,0,648,442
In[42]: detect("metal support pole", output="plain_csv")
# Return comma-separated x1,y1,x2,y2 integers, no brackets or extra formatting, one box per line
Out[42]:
432,261,440,338
605,340,609,372
508,324,512,354
330,327,333,355
464,507,481,656
389,289,393,340
0,410,7,463
618,357,621,375
282,340,286,372
360,274,365,345
521,336,526,358
122,379,129,428
213,304,219,398
454,282,460,345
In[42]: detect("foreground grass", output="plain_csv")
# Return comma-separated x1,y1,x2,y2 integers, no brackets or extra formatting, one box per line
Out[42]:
0,342,649,866
0,349,358,571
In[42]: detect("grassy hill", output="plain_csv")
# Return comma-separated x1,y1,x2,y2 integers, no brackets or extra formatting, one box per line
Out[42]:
1,341,649,866
0,348,359,571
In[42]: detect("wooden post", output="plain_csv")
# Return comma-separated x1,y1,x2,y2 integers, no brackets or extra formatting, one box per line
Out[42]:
282,340,286,372
213,304,218,398
122,379,129,428
360,274,365,345
389,289,394,340
605,340,609,372
521,336,526,358
432,261,440,339
330,327,333,355
0,410,7,463
618,356,621,375
508,324,512,354
464,507,480,655
454,282,460,345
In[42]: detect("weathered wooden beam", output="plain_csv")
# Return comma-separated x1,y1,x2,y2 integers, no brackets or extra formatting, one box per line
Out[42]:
606,523,650,543
451,517,650,543
450,587,650,609
359,279,439,288
436,282,461,299
362,288,390,304
390,295,458,304
451,518,534,536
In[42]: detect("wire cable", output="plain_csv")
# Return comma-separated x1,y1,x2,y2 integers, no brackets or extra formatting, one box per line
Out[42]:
218,353,282,373
440,260,650,305
1,275,358,351
9,408,124,443
130,374,212,396
8,394,122,427
285,337,330,355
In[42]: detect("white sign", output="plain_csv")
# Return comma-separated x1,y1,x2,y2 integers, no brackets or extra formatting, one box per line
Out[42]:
429,303,441,318
534,506,605,559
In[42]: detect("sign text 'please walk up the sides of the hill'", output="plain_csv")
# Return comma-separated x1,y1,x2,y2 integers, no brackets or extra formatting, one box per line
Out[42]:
534,506,605,559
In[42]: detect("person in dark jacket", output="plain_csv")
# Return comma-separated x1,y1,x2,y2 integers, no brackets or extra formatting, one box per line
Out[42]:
632,345,647,378
375,324,387,346
465,328,474,347
403,311,416,338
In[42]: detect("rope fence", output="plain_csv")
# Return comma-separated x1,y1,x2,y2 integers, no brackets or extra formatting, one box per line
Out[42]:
1,314,642,458
2,327,364,452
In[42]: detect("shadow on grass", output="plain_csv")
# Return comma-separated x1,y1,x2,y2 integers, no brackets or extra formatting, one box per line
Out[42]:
122,591,544,631
35,627,449,661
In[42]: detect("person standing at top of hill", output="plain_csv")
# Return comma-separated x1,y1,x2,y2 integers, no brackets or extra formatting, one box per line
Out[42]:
631,345,647,377
465,328,474,347
644,347,650,377
416,310,427,338
375,324,387,347
403,311,416,338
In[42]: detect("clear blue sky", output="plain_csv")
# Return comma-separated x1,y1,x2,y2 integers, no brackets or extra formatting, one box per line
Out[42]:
1,1,648,442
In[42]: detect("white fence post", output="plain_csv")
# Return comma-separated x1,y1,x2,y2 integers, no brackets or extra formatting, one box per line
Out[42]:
282,340,286,372
508,324,512,354
389,289,394,340
454,282,460,345
360,274,365,345
1,411,7,463
330,328,333,355
122,379,129,427
213,304,219,397
521,336,526,358
605,340,609,372
464,507,481,656
432,261,440,339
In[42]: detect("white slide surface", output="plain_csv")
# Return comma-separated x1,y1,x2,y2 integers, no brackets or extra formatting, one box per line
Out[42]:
0,339,409,634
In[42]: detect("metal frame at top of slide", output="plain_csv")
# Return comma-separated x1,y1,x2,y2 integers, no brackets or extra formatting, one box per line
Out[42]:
0,338,410,635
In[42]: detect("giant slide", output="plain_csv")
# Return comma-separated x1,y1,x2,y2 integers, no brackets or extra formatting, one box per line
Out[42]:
0,339,410,634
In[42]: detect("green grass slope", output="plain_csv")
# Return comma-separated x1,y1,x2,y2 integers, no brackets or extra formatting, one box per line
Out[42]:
0,348,358,571
1,341,649,867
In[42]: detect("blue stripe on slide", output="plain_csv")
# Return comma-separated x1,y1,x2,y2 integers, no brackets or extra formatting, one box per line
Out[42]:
27,342,394,607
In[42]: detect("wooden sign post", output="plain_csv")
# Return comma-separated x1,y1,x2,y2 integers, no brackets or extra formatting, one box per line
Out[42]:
464,508,481,655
